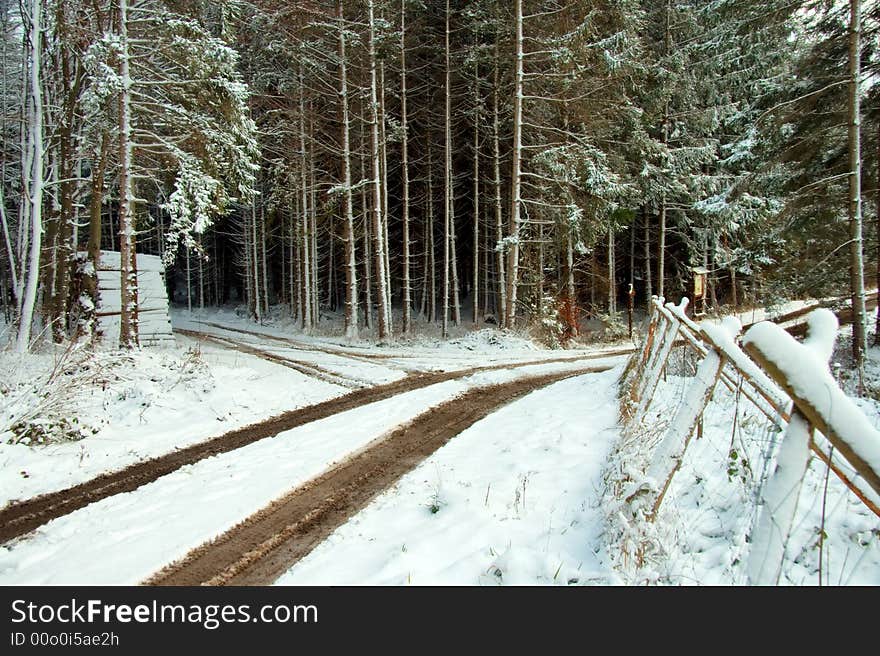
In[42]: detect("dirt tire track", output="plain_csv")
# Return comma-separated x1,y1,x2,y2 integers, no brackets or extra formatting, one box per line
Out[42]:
193,321,406,364
145,366,610,586
191,319,635,367
0,346,627,545
176,329,370,389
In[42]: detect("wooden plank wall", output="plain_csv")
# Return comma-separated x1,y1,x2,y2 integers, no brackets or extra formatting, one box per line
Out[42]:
94,250,174,345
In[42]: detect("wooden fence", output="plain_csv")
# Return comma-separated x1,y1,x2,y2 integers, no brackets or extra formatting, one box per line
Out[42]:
624,296,880,584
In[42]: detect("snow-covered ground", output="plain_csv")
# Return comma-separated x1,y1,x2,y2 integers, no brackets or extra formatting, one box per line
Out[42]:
0,359,620,585
3,302,877,587
0,333,345,507
173,307,630,374
275,368,624,586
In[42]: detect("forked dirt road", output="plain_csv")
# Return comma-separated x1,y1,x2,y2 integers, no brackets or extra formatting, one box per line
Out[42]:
145,366,612,586
0,331,627,546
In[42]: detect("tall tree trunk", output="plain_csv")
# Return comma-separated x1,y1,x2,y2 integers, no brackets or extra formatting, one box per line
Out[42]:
472,72,480,325
50,0,76,342
849,0,867,370
566,225,577,336
379,60,391,308
875,115,880,344
657,0,671,303
299,67,312,330
364,210,373,329
15,0,43,352
608,227,616,315
504,0,524,329
0,1,17,303
310,125,319,323
658,196,666,300
400,0,412,334
643,207,652,303
186,246,192,312
287,212,299,320
361,143,372,330
338,0,358,339
427,145,436,323
368,0,391,339
86,131,110,270
493,53,506,326
117,0,138,349
261,204,268,315
442,0,452,338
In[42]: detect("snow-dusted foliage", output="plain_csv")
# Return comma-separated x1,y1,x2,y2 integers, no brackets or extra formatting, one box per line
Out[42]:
81,3,258,267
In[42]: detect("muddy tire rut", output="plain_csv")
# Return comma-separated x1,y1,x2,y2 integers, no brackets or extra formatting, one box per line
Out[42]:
176,329,371,389
145,366,609,586
0,342,626,545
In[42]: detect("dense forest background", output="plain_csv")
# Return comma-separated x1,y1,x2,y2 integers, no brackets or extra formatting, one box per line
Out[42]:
2,0,879,357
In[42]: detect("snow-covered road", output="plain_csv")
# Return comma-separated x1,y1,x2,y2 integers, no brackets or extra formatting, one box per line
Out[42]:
0,314,626,585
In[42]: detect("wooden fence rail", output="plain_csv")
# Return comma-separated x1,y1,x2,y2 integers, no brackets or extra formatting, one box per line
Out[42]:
624,296,880,584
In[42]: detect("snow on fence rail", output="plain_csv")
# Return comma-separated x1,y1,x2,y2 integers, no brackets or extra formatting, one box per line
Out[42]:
613,296,880,584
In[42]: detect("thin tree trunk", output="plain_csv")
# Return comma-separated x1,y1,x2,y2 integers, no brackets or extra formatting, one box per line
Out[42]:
309,113,319,322
116,0,138,349
472,72,480,325
608,227,616,315
505,0,524,329
566,225,577,336
379,60,391,308
657,1,672,303
493,53,506,326
643,207,652,303
483,205,490,319
442,0,452,338
875,116,880,343
362,144,372,330
299,67,312,330
295,195,302,323
186,246,192,312
198,239,204,312
288,210,299,320
338,0,358,339
848,0,867,370
658,196,666,300
400,0,412,333
261,204,268,315
427,146,436,324
368,0,391,339
251,197,261,322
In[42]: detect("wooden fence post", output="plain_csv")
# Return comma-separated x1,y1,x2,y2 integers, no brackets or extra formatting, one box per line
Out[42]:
632,301,683,425
747,409,813,585
647,347,727,518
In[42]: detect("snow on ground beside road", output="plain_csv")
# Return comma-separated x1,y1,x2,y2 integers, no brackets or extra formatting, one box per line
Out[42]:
172,308,628,374
276,367,624,586
0,358,620,585
0,333,345,508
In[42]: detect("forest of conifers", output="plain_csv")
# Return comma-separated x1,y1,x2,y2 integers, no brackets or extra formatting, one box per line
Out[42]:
2,0,879,360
